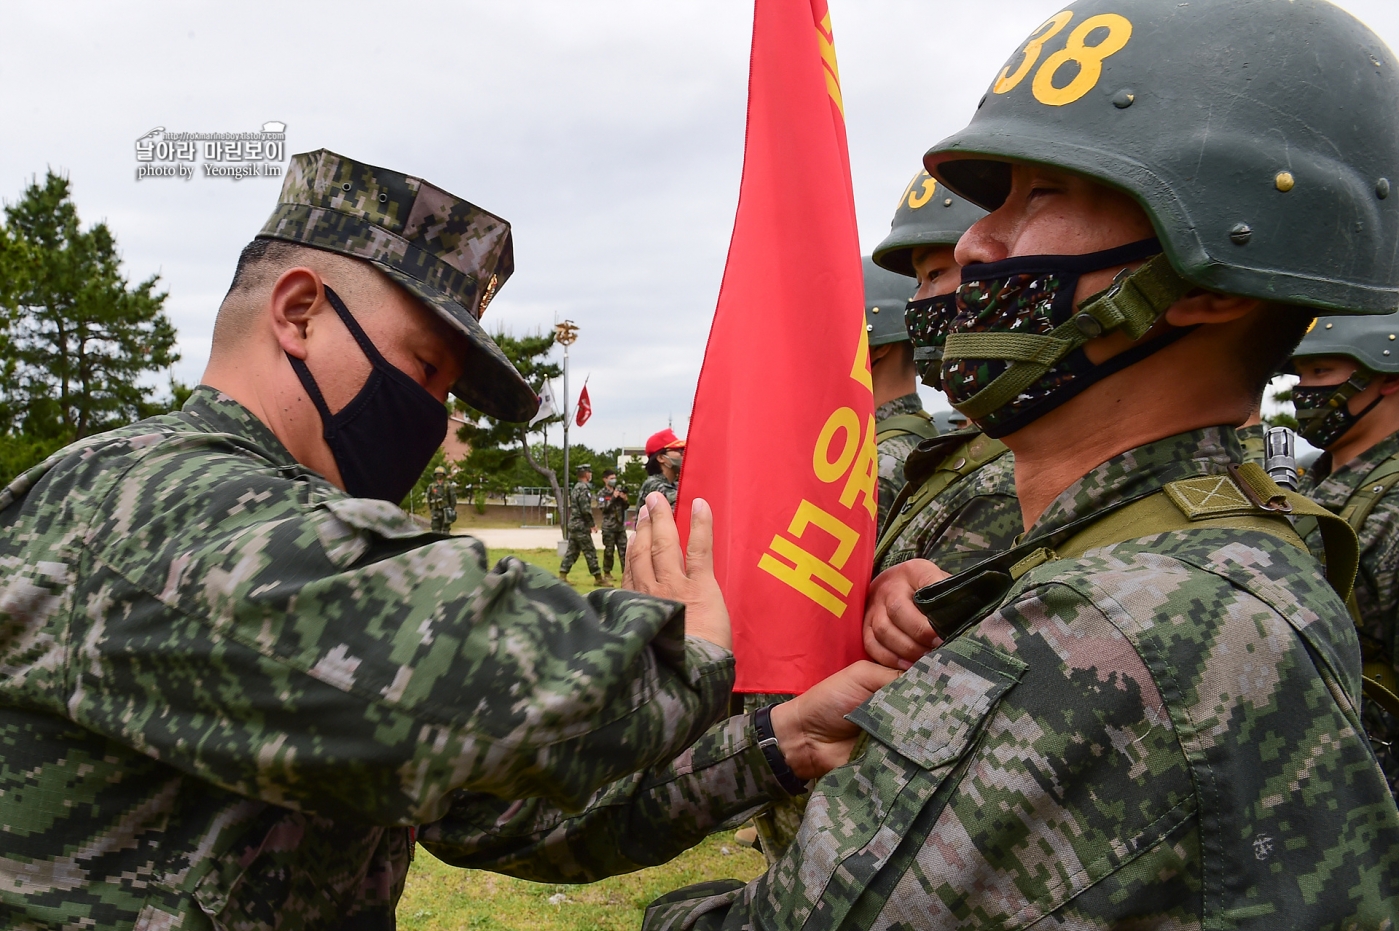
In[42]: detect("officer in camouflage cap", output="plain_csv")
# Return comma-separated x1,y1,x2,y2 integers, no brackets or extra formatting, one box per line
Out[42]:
862,255,937,529
0,149,738,929
1292,312,1399,802
560,463,606,586
650,1,1399,926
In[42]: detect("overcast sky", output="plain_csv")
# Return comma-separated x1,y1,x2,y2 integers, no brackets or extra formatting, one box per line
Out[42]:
4,0,1398,451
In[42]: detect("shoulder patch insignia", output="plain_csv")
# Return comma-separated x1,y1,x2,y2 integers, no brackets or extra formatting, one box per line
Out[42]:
1163,474,1255,520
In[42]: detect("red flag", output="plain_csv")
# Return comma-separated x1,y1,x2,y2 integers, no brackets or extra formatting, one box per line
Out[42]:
575,385,592,427
678,0,873,694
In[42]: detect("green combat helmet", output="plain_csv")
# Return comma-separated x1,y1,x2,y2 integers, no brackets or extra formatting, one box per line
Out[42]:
927,0,1399,316
871,169,986,278
259,149,539,423
863,256,916,347
1291,313,1399,447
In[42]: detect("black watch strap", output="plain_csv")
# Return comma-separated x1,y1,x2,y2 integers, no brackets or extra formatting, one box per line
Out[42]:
753,704,809,796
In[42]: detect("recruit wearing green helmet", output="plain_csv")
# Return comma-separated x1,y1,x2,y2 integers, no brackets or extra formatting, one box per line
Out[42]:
927,0,1399,316
1290,312,1399,447
863,256,916,347
871,170,987,278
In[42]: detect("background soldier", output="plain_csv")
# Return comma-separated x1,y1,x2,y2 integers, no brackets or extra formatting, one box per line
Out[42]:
597,466,629,582
650,0,1399,924
426,465,458,532
560,463,606,586
1292,313,1399,801
0,149,737,929
639,428,685,506
863,255,938,528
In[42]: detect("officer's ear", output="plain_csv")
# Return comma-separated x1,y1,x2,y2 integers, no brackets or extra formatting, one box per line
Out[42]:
1163,290,1261,327
269,267,329,359
1379,373,1399,397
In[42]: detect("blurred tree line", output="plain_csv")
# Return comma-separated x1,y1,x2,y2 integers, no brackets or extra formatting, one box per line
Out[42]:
0,171,184,486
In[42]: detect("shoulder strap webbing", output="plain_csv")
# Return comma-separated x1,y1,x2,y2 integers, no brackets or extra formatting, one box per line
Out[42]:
874,433,1010,566
1012,462,1357,601
875,412,939,445
1337,449,1399,534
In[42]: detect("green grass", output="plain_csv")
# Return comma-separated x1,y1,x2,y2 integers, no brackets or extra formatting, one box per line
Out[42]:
399,835,764,931
397,547,758,929
486,547,624,591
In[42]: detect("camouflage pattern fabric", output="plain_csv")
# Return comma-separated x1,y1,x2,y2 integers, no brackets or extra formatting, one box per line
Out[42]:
1302,431,1399,802
258,149,536,423
561,479,601,577
874,393,930,530
599,485,629,574
875,439,1020,579
639,473,679,509
426,476,457,533
645,427,1399,930
419,713,792,881
1236,422,1266,467
0,387,734,930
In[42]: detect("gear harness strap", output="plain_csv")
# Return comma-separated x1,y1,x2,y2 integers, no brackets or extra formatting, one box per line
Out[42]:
874,411,939,445
1299,451,1399,719
874,431,1010,566
943,254,1195,420
913,462,1362,701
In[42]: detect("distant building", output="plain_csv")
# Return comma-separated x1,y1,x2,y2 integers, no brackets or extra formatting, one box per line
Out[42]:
442,411,472,467
617,446,645,470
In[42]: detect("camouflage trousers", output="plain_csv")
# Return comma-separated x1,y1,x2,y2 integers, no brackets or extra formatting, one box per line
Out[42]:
560,527,599,576
601,527,628,574
430,508,453,533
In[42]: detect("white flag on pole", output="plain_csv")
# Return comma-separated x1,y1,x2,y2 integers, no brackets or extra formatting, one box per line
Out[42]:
529,381,557,426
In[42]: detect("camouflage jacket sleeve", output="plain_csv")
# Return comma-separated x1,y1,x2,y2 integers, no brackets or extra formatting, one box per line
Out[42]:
417,713,790,881
4,424,735,827
571,482,595,525
644,532,1399,929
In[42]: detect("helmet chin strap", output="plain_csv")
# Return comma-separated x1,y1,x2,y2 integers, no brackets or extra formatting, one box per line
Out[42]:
945,253,1195,422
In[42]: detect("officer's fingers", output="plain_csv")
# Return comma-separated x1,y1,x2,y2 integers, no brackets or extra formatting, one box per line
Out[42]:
645,493,685,585
684,498,716,580
888,596,939,650
862,617,910,670
868,612,927,668
627,505,657,592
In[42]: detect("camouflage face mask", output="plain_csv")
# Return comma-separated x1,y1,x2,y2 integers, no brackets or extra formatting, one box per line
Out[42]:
1292,371,1380,448
904,293,959,390
940,238,1194,438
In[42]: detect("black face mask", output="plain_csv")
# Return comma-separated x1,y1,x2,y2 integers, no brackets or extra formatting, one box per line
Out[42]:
287,286,448,503
1292,371,1380,448
940,238,1194,438
904,292,959,390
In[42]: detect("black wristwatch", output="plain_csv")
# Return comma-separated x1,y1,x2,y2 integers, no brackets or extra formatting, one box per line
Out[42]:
753,704,809,795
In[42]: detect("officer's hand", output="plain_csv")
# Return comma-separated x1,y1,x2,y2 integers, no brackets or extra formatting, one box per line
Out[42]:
770,661,900,782
625,493,732,651
863,559,947,669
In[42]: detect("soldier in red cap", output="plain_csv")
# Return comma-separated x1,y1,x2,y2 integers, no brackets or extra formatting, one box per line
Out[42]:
639,428,685,507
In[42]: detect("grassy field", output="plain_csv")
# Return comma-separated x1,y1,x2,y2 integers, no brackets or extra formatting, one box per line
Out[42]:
399,835,764,931
486,546,620,590
397,547,759,929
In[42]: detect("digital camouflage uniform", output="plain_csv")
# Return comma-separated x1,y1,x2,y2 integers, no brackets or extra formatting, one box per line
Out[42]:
1236,423,1266,467
873,393,936,531
0,388,734,930
426,476,457,532
1302,431,1399,801
645,428,1399,929
638,473,679,509
560,478,600,578
598,483,629,575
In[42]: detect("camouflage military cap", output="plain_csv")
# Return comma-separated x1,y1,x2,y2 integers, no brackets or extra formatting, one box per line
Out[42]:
258,149,539,423
577,463,593,475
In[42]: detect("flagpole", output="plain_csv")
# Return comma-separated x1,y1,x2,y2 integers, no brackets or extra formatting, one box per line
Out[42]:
554,320,579,535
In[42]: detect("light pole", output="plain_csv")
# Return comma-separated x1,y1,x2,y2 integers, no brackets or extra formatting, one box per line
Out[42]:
554,320,579,533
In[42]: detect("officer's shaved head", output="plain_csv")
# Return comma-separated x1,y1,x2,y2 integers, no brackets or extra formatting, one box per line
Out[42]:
210,239,387,354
